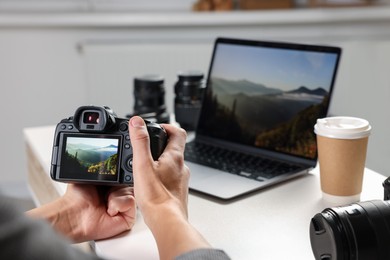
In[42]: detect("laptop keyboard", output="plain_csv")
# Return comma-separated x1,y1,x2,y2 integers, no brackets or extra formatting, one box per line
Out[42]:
184,141,304,181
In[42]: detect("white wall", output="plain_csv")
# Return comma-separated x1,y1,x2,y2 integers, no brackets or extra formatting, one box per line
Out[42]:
329,41,390,177
82,41,213,117
1,7,390,184
0,29,87,181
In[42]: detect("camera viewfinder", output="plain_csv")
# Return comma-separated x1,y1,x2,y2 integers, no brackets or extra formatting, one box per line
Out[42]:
83,112,100,124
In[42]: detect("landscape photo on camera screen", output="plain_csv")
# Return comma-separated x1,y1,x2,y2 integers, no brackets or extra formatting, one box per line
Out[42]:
61,135,120,180
199,43,339,159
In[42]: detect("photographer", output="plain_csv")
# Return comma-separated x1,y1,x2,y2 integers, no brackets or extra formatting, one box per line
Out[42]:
0,116,229,260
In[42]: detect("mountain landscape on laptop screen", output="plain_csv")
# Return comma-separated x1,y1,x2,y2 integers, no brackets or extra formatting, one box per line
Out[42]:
198,44,339,160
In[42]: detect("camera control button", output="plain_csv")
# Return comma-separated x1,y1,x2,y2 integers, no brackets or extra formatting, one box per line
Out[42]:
67,125,73,130
125,143,131,149
125,175,132,182
125,135,130,140
126,158,133,170
120,123,128,132
61,125,66,130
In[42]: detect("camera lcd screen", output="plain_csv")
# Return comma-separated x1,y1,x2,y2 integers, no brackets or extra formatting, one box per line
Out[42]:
59,134,121,182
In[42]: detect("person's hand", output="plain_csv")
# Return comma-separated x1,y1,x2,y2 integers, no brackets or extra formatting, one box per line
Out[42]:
130,117,190,222
129,116,210,260
61,184,136,242
27,184,136,243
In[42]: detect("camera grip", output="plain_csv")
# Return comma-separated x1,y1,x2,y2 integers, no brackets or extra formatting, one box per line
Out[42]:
147,123,167,160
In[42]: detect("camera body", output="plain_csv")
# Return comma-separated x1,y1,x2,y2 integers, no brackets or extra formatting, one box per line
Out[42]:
50,105,167,185
310,176,390,260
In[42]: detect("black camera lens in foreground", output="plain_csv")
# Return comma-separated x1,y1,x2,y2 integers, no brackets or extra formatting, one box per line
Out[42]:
310,200,390,260
83,112,100,124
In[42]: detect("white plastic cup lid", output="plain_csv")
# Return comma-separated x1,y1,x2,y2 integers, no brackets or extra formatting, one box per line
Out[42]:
314,116,371,139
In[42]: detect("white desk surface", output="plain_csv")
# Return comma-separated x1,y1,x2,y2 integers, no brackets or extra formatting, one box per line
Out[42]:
24,125,385,260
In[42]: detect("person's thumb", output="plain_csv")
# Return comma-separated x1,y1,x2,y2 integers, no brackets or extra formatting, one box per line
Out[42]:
128,116,153,170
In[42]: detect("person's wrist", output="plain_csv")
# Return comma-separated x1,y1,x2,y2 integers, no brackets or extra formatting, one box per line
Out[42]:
142,202,211,259
27,196,86,242
53,196,87,242
141,201,187,230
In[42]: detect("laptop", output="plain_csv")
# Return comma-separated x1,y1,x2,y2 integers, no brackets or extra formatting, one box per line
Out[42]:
185,37,341,200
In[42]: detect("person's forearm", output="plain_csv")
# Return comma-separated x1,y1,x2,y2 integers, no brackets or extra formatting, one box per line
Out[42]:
145,206,211,260
27,198,84,242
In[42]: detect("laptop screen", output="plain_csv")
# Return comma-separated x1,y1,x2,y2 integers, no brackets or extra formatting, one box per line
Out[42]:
196,38,341,160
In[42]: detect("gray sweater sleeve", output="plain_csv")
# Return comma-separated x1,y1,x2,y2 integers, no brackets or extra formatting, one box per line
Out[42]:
0,195,101,260
0,195,230,260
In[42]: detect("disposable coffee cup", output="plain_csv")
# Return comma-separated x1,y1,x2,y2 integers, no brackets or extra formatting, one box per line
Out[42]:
314,116,371,205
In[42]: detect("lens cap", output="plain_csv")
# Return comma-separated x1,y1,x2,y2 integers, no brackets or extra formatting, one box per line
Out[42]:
310,213,341,260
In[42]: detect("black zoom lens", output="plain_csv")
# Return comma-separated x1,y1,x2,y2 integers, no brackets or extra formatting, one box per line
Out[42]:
133,75,169,123
310,200,390,260
174,71,205,130
134,75,165,114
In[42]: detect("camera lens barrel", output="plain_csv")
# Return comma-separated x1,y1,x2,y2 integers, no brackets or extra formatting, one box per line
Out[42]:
310,200,390,260
132,74,169,123
174,71,205,130
134,74,166,115
175,71,204,104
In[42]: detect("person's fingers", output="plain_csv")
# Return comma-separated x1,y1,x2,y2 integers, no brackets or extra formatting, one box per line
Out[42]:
106,198,137,233
107,191,136,217
160,124,187,156
106,186,134,203
107,195,135,216
128,116,153,168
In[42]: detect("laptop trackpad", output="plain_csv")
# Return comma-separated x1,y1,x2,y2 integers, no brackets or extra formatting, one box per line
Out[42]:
186,161,263,200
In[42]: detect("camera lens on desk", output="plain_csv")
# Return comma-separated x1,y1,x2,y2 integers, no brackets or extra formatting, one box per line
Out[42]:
309,176,390,260
174,71,205,131
130,74,170,123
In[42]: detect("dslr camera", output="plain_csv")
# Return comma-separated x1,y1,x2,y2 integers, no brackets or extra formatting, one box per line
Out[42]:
310,176,390,260
50,105,167,185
